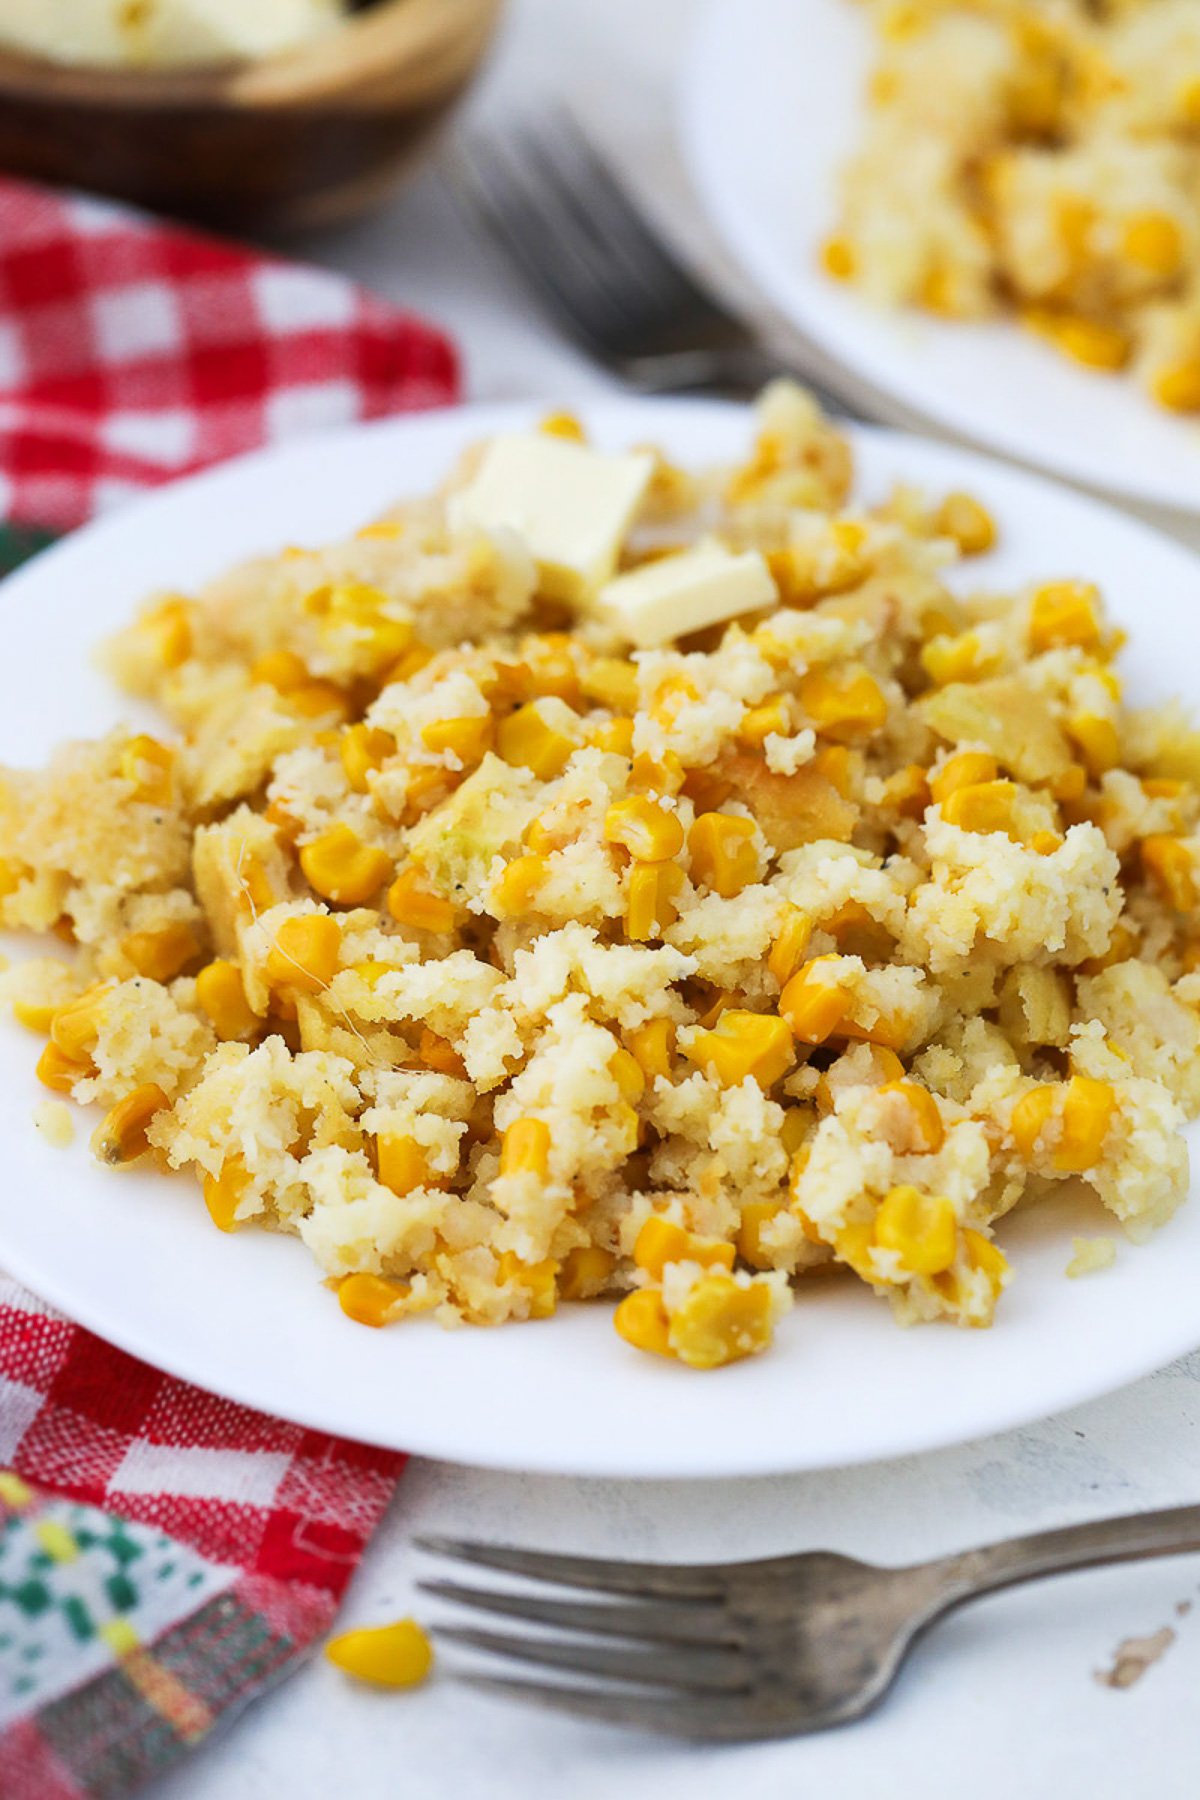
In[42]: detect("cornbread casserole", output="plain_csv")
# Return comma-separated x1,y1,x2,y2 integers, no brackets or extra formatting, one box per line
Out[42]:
3,384,1199,1372
824,0,1200,414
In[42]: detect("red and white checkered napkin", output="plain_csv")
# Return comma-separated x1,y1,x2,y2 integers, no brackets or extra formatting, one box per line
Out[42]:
0,174,461,1796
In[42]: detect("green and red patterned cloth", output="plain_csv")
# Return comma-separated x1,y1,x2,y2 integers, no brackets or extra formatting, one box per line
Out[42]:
0,175,461,1795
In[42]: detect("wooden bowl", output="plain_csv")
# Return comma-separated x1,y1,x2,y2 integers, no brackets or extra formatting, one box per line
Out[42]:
0,0,503,233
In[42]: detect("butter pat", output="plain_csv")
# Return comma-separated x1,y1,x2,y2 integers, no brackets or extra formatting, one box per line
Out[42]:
597,543,778,649
448,433,654,605
0,0,345,68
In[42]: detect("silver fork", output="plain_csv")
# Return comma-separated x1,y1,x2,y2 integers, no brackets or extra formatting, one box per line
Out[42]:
418,1507,1200,1740
450,111,859,414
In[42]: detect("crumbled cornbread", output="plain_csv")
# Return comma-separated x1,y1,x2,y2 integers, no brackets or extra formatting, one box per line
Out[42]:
1066,1234,1118,1276
824,0,1200,413
32,1100,74,1149
3,383,1197,1369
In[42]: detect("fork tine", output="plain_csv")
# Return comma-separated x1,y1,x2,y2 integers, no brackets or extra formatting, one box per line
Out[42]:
530,111,729,327
418,1578,736,1646
435,1623,749,1692
415,1535,728,1600
453,136,629,353
459,1673,751,1740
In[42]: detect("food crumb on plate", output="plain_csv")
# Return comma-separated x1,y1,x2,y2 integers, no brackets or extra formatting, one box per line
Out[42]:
1066,1235,1117,1278
1095,1624,1176,1690
32,1100,74,1149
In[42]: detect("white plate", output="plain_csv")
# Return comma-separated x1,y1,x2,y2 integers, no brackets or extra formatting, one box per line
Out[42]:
2,399,1199,1480
682,0,1200,516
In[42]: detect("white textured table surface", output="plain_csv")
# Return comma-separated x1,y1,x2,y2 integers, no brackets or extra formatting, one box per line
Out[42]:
161,2,1200,1794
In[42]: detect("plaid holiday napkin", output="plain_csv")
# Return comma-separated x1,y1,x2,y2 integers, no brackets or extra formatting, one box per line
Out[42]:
0,176,462,1795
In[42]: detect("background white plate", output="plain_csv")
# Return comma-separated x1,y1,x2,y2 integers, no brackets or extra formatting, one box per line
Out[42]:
2,399,1199,1480
682,0,1200,516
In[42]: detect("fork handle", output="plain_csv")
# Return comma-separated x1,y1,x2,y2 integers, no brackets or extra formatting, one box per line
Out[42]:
929,1505,1200,1603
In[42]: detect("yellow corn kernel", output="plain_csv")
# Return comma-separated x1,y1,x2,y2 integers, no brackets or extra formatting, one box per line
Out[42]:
356,519,404,541
285,680,349,722
50,984,111,1063
1011,1083,1057,1162
935,492,996,557
873,1185,957,1277
581,656,638,712
1025,310,1130,372
684,1010,795,1090
1028,580,1102,653
614,1288,674,1358
539,409,586,442
267,914,341,993
1122,212,1183,278
319,583,412,666
1031,831,1064,856
781,1106,813,1156
13,993,65,1034
500,1116,551,1179
251,649,307,692
299,824,391,907
337,1273,410,1329
738,695,790,749
122,921,201,984
340,724,394,794
962,1228,1009,1297
376,1133,433,1198
688,812,759,898
767,905,813,990
420,714,494,767
492,853,550,916
939,779,1017,836
799,669,887,742
736,1201,783,1271
929,751,1000,806
879,1080,944,1154
91,1083,169,1167
1152,359,1200,414
387,866,457,935
694,988,733,1030
325,1618,432,1689
668,1274,774,1371
629,749,685,796
1068,713,1120,777
634,1216,735,1280
0,855,24,899
920,630,998,687
386,642,435,686
882,763,930,819
627,1017,675,1082
203,1156,249,1233
36,1041,87,1095
497,1251,558,1319
590,715,636,756
195,960,258,1041
1055,1076,1116,1174
559,1245,616,1300
625,861,685,942
820,234,857,281
1142,835,1197,911
604,796,684,862
610,1048,646,1106
418,1029,466,1077
118,735,174,807
779,957,847,1045
140,596,193,669
497,701,578,780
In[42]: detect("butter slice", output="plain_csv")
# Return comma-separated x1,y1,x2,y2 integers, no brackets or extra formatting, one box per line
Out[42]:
597,543,778,649
448,433,654,605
